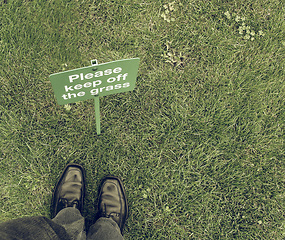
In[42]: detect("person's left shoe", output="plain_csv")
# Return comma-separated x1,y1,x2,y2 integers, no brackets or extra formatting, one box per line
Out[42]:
51,163,86,218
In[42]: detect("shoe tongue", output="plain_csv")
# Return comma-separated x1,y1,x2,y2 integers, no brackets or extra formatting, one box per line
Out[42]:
60,182,82,202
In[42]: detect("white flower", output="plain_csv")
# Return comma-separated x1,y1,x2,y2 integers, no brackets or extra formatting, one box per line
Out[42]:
64,104,72,111
244,34,250,40
258,30,265,36
224,11,231,20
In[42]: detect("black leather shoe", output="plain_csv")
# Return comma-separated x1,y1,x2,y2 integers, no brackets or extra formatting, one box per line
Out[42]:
51,163,85,218
98,176,128,233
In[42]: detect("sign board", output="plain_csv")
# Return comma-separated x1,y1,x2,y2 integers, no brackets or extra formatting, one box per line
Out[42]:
50,58,140,105
49,58,140,134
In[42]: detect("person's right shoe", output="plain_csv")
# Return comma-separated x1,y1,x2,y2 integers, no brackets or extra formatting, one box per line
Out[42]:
97,176,128,233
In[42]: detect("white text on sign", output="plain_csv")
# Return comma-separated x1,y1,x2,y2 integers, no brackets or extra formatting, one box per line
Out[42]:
68,67,123,83
62,66,130,100
62,82,130,100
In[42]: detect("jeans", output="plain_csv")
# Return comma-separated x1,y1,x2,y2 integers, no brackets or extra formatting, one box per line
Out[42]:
0,208,124,240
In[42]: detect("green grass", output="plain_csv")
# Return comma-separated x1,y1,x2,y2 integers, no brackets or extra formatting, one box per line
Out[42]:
0,0,284,239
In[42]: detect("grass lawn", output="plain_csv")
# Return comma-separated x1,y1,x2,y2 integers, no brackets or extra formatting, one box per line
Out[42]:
0,0,284,239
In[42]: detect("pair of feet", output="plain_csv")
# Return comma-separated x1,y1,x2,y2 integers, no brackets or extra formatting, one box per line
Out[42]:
51,163,128,233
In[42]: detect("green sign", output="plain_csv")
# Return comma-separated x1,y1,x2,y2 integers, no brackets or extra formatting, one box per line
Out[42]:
50,58,140,105
49,58,140,134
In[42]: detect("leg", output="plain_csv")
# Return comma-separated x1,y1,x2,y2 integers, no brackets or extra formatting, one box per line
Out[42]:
87,217,124,240
52,207,86,240
0,216,70,240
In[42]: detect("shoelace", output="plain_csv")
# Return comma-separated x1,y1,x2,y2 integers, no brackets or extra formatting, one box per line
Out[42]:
60,198,79,208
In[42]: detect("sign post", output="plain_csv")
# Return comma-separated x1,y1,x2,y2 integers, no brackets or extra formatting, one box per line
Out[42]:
49,58,140,135
90,59,101,135
94,96,100,135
